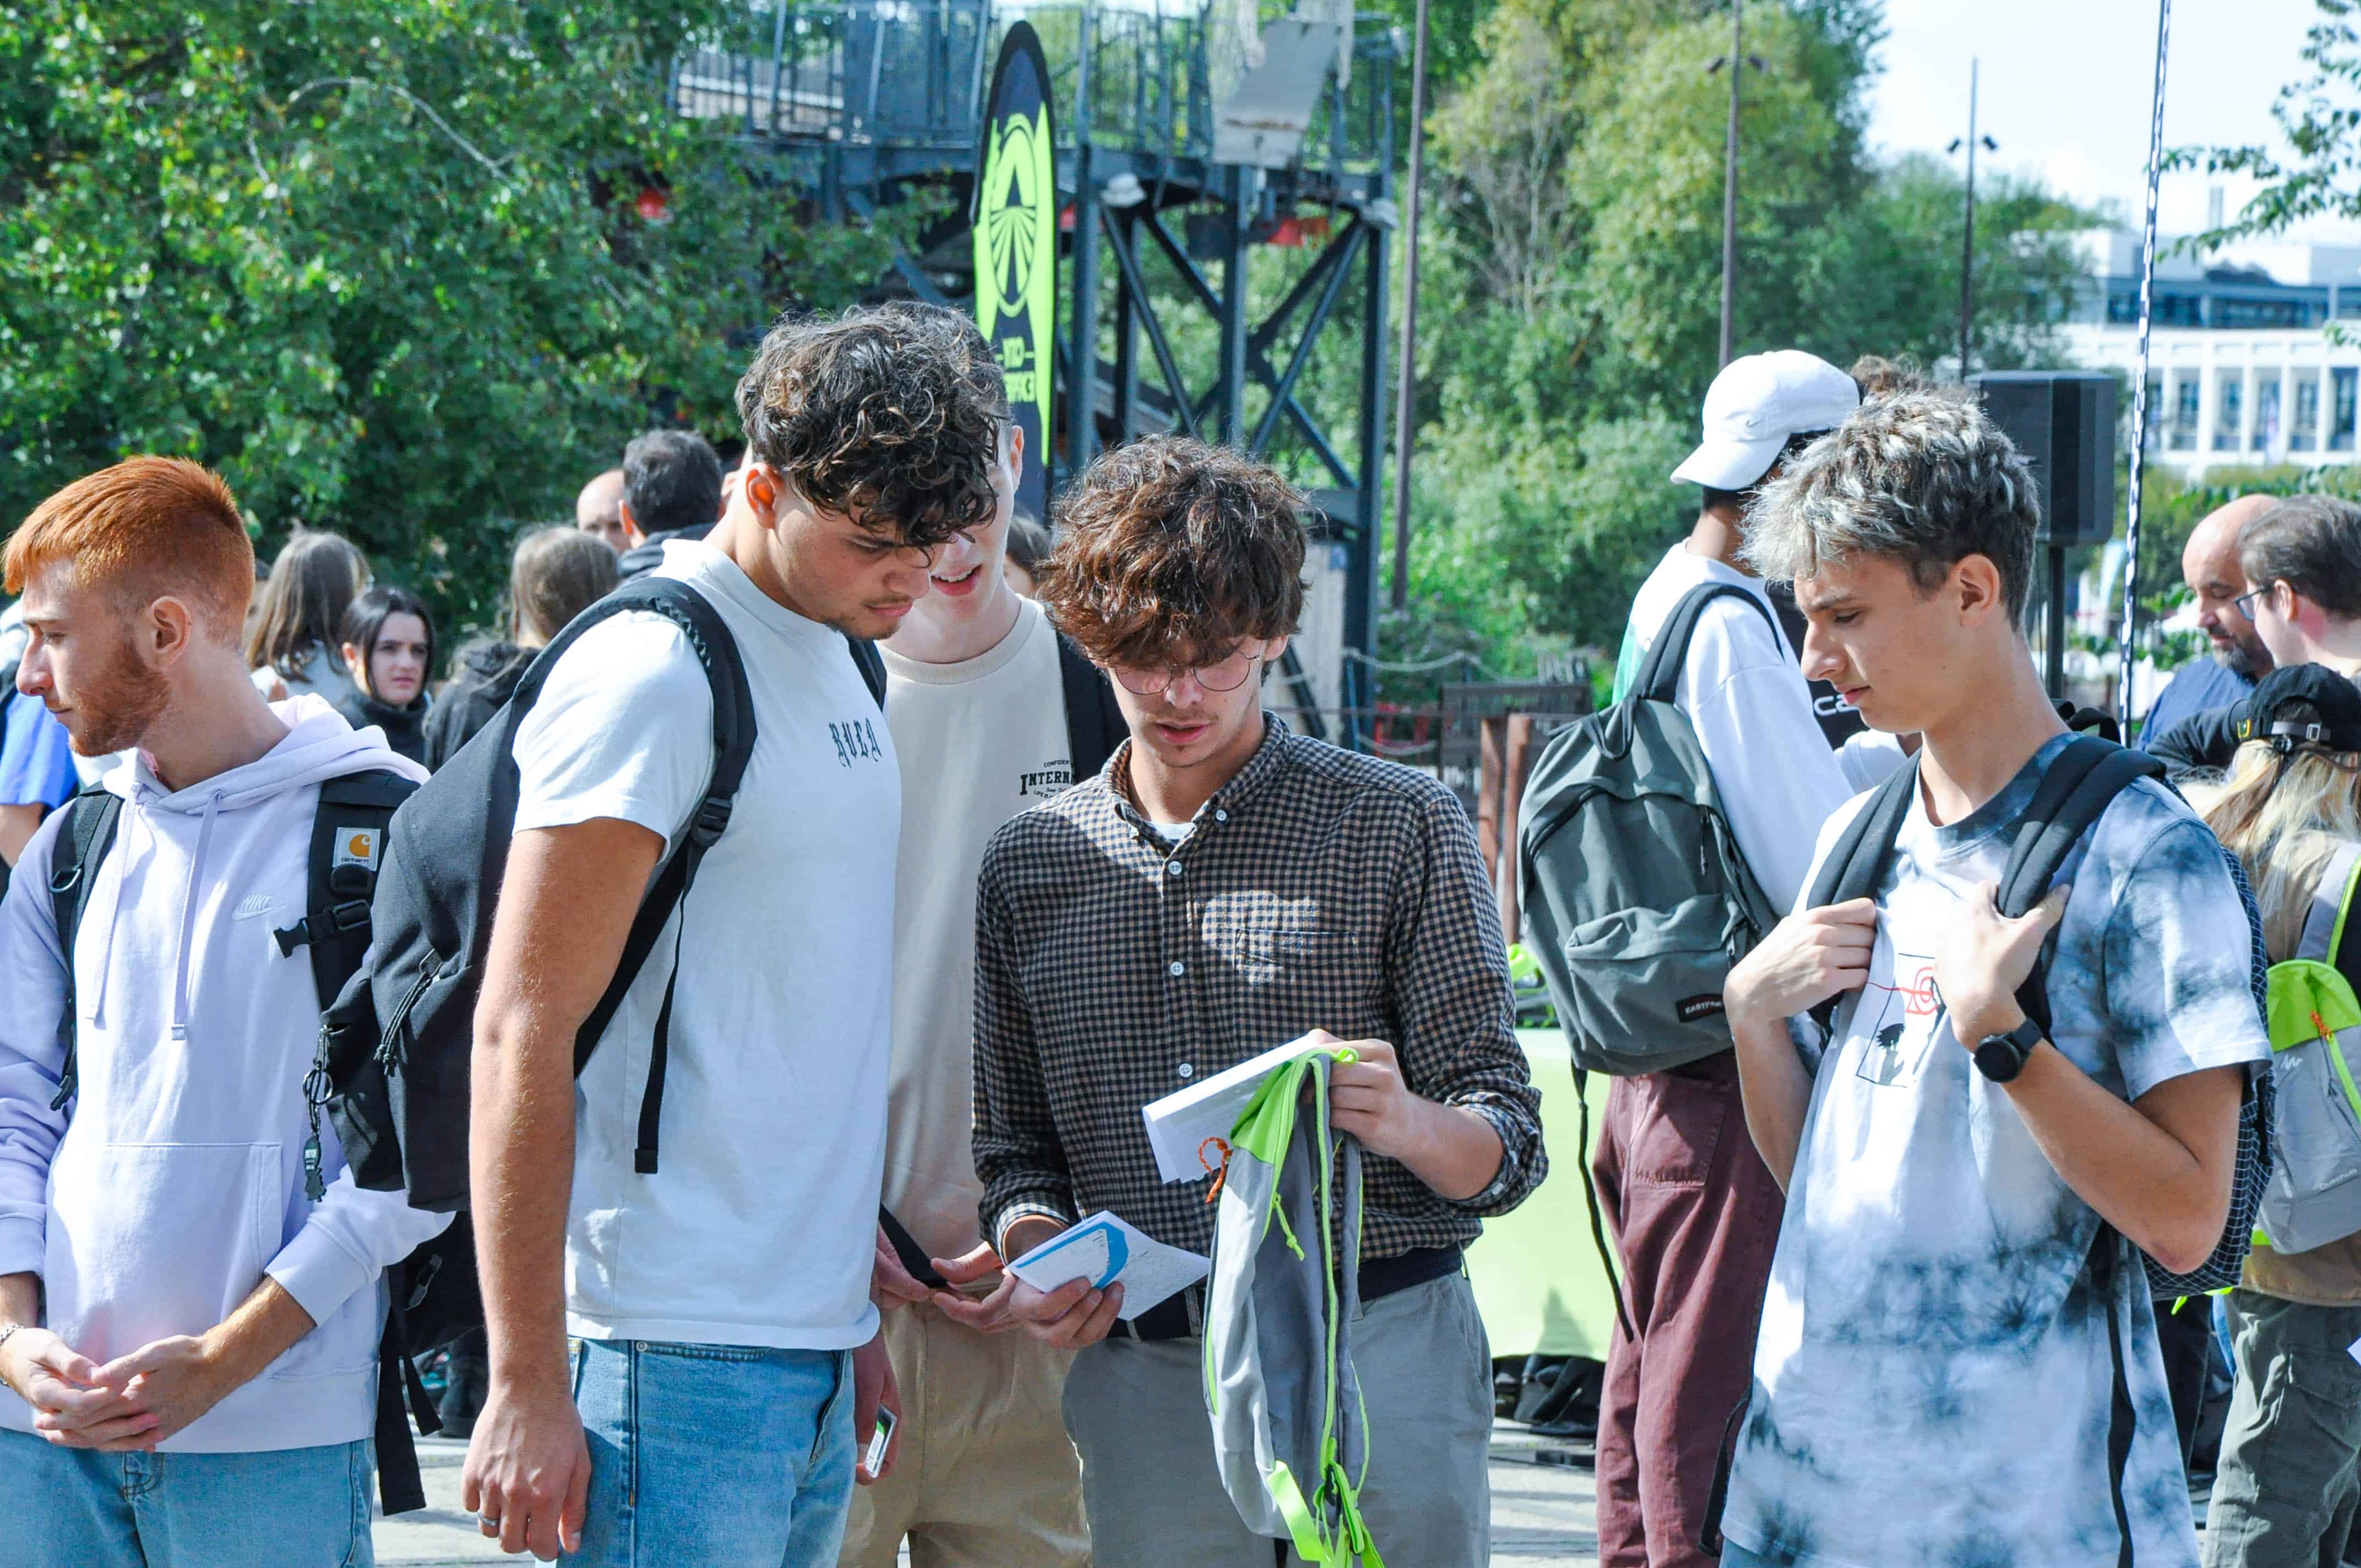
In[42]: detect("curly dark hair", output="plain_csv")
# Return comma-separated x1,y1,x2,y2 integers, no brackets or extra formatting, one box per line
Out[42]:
735,303,1009,551
1040,436,1308,669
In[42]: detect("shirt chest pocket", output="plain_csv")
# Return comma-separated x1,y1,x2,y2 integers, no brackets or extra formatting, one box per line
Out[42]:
1217,919,1375,1040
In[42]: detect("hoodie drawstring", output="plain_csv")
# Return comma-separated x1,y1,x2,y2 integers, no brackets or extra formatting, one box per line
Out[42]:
171,791,224,1041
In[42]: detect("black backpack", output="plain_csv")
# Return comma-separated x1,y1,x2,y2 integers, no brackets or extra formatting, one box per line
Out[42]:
41,768,437,1512
322,575,1118,1210
1791,734,2272,1566
316,576,1115,1336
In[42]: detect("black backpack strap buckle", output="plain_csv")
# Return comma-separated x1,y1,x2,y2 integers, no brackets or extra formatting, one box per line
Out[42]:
272,900,374,957
688,796,733,848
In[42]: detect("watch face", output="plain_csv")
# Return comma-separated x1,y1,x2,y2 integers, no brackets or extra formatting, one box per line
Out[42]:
1974,1036,2025,1084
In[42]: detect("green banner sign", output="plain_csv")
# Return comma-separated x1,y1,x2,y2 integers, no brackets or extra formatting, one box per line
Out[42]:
975,22,1056,522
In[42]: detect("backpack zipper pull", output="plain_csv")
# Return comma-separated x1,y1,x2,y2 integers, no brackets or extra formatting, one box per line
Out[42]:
375,966,434,1076
301,1022,334,1202
301,1117,326,1202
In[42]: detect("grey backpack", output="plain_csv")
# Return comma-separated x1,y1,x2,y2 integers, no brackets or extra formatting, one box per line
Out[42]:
2257,840,2361,1255
1517,583,1781,1076
1203,1048,1380,1567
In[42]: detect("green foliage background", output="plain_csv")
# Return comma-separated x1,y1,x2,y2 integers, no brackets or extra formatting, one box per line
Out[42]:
1377,0,2098,687
0,1,896,635
1,0,2218,680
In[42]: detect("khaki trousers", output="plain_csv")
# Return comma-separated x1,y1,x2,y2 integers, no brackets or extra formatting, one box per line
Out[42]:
836,1302,1089,1568
1060,1272,1493,1568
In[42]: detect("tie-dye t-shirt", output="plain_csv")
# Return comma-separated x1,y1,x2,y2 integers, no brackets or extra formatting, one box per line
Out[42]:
1721,734,2270,1568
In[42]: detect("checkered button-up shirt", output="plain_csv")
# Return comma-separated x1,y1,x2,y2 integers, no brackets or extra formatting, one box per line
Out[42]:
972,716,1546,1260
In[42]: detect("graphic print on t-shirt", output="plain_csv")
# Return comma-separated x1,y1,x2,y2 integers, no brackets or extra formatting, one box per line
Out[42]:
1019,758,1075,798
1853,949,1943,1088
829,715,888,768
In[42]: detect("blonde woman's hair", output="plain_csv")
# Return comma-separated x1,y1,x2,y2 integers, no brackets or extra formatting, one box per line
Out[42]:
2186,720,2361,961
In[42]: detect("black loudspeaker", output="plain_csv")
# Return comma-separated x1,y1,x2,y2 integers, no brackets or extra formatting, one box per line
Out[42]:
1968,371,2118,548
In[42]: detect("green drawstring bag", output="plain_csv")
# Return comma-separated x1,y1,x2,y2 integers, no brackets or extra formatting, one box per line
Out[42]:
1202,1048,1383,1567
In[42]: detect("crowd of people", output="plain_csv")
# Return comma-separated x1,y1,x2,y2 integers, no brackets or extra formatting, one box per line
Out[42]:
0,300,2351,1568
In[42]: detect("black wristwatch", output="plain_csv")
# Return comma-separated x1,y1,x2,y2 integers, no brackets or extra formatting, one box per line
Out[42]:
1972,1017,2044,1084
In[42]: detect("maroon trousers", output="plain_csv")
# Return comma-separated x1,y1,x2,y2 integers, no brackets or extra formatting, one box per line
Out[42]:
1588,1052,1786,1568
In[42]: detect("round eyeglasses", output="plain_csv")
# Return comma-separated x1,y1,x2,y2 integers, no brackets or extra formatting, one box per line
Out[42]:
1112,646,1264,697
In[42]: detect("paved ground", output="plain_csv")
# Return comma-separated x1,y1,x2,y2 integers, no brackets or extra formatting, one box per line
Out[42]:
375,1422,1601,1566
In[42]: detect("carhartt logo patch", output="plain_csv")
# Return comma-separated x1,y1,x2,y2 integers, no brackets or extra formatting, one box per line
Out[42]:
331,827,381,872
1675,994,1726,1023
232,894,276,922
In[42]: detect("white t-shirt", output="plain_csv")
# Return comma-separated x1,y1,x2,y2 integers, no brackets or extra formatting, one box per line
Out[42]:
1722,734,2271,1568
1623,545,1883,910
512,540,899,1350
878,597,1074,1263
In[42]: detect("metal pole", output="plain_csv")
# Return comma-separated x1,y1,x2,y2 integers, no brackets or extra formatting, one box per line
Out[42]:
1388,0,1430,611
1218,164,1252,447
1717,0,1742,367
2045,544,2068,700
1960,58,1978,378
2118,0,2173,735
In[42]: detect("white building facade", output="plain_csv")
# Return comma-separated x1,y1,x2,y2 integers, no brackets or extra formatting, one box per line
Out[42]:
2060,229,2361,481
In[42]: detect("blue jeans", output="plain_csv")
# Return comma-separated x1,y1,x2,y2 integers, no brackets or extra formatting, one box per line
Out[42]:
574,1337,856,1568
0,1427,373,1568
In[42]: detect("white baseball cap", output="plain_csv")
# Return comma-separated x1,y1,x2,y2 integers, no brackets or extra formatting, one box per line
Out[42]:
1670,350,1860,491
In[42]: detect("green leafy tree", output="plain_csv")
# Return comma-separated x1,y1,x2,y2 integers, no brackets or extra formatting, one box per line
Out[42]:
0,1,897,634
2175,0,2361,243
1383,0,2096,674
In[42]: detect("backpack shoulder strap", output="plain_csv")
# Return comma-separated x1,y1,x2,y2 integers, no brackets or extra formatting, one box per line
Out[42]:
276,770,420,1010
2301,841,2361,965
544,578,755,1178
1994,737,2132,914
1803,759,1921,1038
1995,738,2166,1036
1058,633,1126,783
287,768,420,1205
1807,758,1922,911
44,783,122,1113
515,576,754,775
1631,582,1781,707
846,635,887,710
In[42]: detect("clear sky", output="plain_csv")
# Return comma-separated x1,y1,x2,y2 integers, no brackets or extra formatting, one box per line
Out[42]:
1864,0,2353,242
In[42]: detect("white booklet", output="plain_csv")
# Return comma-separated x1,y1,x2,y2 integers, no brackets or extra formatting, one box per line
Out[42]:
1139,1033,1341,1185
1006,1210,1210,1320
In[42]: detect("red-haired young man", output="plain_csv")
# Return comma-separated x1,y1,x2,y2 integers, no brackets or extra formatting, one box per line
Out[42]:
957,435,1546,1567
0,458,447,1567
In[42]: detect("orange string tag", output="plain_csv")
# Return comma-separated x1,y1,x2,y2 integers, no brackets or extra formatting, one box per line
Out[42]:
1199,1135,1234,1204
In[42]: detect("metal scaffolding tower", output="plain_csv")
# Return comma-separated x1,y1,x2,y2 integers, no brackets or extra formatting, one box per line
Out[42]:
671,2,1402,746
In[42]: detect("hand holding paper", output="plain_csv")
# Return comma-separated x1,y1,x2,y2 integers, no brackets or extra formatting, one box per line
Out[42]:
1140,1034,1354,1184
1007,1211,1210,1320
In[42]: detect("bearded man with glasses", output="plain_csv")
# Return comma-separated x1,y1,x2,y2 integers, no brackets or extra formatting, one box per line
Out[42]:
2151,494,2361,781
954,435,1546,1567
